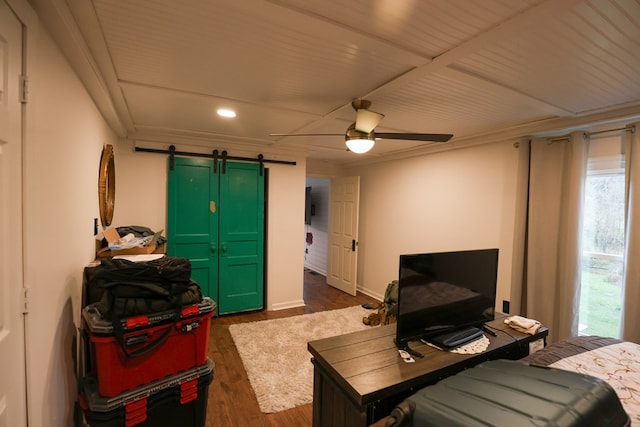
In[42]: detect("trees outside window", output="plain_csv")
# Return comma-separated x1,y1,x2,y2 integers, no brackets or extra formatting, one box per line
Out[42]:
579,138,625,337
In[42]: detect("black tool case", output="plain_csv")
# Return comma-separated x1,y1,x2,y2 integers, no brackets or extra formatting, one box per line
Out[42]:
385,359,629,427
79,358,213,427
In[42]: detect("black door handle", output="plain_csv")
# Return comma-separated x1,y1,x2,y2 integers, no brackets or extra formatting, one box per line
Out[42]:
352,240,356,251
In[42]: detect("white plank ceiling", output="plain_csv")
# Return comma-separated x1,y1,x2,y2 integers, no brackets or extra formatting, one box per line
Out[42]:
35,0,640,162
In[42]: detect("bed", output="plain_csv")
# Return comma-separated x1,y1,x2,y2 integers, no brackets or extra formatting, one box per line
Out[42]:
521,335,639,424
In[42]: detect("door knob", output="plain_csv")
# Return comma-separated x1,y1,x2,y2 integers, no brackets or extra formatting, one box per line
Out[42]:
210,243,217,253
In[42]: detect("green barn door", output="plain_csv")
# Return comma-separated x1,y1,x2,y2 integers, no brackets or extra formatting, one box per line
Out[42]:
167,158,218,299
218,162,264,313
167,157,264,314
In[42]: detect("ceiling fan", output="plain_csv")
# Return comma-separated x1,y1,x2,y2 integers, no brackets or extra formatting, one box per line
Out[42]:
270,100,453,153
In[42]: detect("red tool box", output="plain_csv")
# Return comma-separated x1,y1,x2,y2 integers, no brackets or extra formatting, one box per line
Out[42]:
82,297,215,397
80,358,213,427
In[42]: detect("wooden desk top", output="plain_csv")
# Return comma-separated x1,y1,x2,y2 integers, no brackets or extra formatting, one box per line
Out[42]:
308,316,548,407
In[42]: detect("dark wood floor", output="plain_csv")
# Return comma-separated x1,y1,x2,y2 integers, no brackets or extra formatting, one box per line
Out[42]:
205,269,379,427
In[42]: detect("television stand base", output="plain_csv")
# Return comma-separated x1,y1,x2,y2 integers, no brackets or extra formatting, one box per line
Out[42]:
427,326,484,349
401,345,424,359
394,339,424,358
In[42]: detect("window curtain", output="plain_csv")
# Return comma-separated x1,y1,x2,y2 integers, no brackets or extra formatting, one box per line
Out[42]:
523,131,588,343
621,122,640,342
508,137,532,317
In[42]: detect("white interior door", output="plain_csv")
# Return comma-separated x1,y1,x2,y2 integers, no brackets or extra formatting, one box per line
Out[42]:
0,2,27,426
327,176,360,296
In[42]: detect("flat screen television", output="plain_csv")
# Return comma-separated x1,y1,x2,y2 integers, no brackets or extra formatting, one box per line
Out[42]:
395,248,499,352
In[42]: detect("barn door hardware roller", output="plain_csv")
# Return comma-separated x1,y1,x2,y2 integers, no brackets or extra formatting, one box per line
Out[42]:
135,145,296,171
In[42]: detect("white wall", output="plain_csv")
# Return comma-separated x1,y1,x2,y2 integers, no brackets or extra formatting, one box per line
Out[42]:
265,161,307,310
347,140,521,308
110,142,167,232
23,23,118,426
306,158,345,177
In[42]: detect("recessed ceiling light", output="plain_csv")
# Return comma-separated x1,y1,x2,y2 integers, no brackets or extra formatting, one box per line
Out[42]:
217,108,236,118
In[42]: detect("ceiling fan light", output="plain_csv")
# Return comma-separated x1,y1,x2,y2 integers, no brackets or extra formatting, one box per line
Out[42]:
345,138,375,154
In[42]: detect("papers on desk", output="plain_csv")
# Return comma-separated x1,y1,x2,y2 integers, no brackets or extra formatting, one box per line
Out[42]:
112,254,166,262
398,349,415,363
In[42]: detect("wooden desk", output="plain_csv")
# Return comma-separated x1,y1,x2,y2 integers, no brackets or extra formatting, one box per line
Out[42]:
307,317,548,427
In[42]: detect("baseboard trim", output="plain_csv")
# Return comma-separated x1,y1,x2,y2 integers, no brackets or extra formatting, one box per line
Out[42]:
303,265,327,276
357,286,383,302
269,299,306,311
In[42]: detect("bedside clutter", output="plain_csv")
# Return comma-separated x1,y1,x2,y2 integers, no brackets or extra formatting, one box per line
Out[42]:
95,225,167,258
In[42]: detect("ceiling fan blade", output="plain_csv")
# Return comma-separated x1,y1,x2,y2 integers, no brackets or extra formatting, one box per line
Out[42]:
355,109,384,133
269,133,343,137
375,133,453,142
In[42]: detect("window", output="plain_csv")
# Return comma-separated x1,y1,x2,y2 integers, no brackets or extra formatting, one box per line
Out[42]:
579,135,625,337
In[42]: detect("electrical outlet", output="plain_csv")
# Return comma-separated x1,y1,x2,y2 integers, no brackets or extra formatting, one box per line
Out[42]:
502,300,510,314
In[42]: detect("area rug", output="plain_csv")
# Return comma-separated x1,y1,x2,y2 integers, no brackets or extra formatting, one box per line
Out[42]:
228,305,373,413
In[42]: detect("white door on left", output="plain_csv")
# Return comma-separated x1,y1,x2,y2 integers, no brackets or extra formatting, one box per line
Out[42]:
0,1,27,426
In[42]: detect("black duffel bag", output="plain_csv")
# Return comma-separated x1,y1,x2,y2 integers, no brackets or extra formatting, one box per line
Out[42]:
84,256,193,306
95,279,203,321
87,256,204,358
94,256,192,285
91,255,202,320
